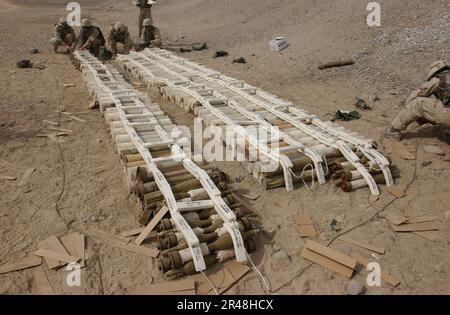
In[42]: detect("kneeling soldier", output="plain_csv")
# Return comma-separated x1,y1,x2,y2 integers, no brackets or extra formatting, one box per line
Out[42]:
135,18,162,51
107,22,133,57
49,17,76,53
75,19,106,58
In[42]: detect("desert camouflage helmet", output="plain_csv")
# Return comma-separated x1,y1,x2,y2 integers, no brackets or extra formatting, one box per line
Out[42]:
143,18,153,26
59,17,67,24
427,60,450,81
114,21,127,32
81,18,92,27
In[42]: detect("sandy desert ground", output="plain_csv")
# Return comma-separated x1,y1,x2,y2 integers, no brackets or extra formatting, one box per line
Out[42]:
0,0,449,295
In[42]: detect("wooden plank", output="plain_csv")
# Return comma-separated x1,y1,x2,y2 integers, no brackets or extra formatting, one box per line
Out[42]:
392,222,438,232
304,240,356,270
135,206,169,245
0,255,42,274
60,233,85,268
38,240,60,269
46,127,73,133
387,185,406,199
33,248,80,264
120,227,145,237
46,235,71,266
407,215,438,224
385,213,409,225
296,214,317,237
339,236,385,254
31,266,55,295
302,248,354,278
110,240,159,258
18,168,35,187
351,252,401,287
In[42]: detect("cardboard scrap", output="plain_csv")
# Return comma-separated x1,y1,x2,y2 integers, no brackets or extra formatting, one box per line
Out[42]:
38,240,60,269
33,248,80,264
195,261,251,295
392,222,438,232
110,240,159,258
391,142,415,160
18,168,35,187
32,266,55,295
60,233,85,268
45,235,71,266
0,255,42,274
134,279,196,295
351,252,401,287
385,213,409,226
296,214,317,238
387,185,406,199
120,227,145,238
339,236,386,254
135,206,169,246
301,240,356,278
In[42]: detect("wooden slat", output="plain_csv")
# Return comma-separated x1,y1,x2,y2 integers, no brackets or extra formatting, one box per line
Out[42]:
339,236,385,254
110,240,159,258
135,206,169,246
301,248,354,278
33,249,80,264
0,256,42,274
392,222,438,232
120,227,145,237
304,240,357,270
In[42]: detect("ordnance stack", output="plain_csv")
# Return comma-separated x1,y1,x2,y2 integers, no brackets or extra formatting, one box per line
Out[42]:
117,48,398,195
73,51,259,275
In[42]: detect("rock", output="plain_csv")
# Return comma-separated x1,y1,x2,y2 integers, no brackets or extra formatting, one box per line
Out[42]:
345,280,366,295
30,48,39,54
262,228,276,240
443,154,450,161
422,161,432,167
423,145,445,156
444,210,450,222
17,59,32,69
213,50,228,58
232,57,247,64
433,264,444,274
271,250,290,269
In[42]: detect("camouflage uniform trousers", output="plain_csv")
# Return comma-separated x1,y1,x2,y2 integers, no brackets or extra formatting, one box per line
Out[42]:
107,37,134,54
85,38,104,57
391,97,450,130
138,7,153,37
50,33,76,52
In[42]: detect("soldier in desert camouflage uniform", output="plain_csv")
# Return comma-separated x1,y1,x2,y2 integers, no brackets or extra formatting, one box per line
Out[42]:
135,18,162,51
106,22,133,57
75,19,106,58
384,60,450,140
49,17,76,53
